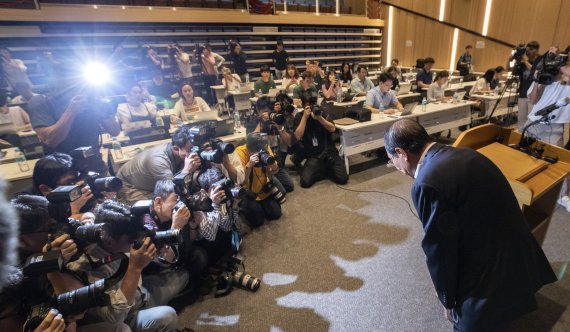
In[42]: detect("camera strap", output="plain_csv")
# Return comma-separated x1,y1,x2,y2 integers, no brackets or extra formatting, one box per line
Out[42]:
87,253,127,269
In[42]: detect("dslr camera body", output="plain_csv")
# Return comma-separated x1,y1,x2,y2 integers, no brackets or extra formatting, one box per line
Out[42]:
188,124,235,164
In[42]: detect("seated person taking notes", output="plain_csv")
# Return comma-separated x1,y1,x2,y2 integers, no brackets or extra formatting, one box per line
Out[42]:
350,66,374,96
365,73,404,114
116,84,158,129
427,70,452,102
172,81,211,123
254,64,277,97
469,69,496,95
415,57,435,91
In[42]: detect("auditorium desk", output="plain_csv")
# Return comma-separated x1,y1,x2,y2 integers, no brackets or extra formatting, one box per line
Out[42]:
469,91,519,121
336,100,475,174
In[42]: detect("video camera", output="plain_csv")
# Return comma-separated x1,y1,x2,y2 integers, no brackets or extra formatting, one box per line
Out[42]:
536,50,569,85
188,124,235,164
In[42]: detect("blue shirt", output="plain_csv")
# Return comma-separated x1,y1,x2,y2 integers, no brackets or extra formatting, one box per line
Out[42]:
365,87,398,109
416,69,433,90
350,77,375,94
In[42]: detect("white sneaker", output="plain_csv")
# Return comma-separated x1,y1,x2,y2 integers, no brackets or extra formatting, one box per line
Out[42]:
557,195,570,213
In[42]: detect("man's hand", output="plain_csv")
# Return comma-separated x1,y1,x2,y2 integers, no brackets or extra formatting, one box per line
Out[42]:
260,112,270,122
303,106,312,119
129,237,156,271
210,185,227,205
69,185,93,215
247,153,260,168
44,234,77,264
383,108,396,115
34,309,65,332
172,204,190,229
183,152,202,173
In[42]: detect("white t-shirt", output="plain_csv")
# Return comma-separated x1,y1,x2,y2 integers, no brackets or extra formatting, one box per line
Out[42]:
176,53,193,79
222,74,241,92
116,102,157,122
427,82,447,101
174,97,211,121
469,77,489,95
282,77,301,93
527,81,570,123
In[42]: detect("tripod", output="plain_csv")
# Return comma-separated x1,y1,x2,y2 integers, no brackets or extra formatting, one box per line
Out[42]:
485,74,519,125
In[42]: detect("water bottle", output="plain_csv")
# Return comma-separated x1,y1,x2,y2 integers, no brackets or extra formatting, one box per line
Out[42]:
395,85,400,94
325,66,329,73
453,92,459,104
258,89,263,96
270,73,274,81
112,137,124,159
155,115,164,127
459,78,463,88
337,92,342,103
421,97,427,112
246,75,250,83
14,148,29,172
378,102,385,113
494,85,500,95
233,110,241,129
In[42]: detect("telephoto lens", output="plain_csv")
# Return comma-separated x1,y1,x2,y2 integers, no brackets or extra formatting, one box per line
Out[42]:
152,229,182,248
91,177,123,193
232,270,261,292
74,223,111,245
200,149,224,164
265,182,286,204
269,112,286,125
257,150,275,166
312,105,322,116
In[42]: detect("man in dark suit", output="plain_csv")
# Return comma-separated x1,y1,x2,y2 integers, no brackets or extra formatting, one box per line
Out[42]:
384,119,557,331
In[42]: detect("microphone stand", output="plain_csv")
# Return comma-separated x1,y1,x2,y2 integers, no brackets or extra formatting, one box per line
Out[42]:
485,75,518,124
515,113,555,152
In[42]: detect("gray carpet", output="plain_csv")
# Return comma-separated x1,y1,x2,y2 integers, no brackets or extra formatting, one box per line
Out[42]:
177,164,570,332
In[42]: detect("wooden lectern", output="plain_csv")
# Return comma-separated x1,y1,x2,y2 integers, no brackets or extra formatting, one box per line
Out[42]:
453,124,570,245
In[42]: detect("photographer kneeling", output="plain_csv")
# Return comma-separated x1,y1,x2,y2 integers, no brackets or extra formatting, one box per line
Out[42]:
66,200,178,332
251,96,295,194
293,95,348,188
235,133,283,228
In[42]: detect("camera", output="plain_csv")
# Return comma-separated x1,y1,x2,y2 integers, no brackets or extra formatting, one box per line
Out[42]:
212,177,247,203
536,51,569,85
22,257,129,332
173,173,214,212
262,181,286,204
188,124,235,164
513,44,527,62
275,92,295,114
49,216,111,249
256,150,276,167
312,105,323,116
133,226,182,250
70,147,123,198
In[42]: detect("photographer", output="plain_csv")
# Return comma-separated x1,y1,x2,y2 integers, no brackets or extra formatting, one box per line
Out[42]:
194,43,224,106
32,153,94,219
66,200,178,331
117,126,203,203
252,96,295,194
293,94,348,188
508,41,540,130
145,180,209,295
526,45,570,212
168,43,193,82
235,133,282,228
2,195,129,332
26,79,121,174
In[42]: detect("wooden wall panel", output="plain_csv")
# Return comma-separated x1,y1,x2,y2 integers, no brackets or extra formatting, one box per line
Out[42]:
448,0,485,32
552,0,570,47
389,6,453,68
388,0,439,20
456,31,511,73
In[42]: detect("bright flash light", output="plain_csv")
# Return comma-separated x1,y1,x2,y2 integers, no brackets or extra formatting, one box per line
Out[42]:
83,63,110,86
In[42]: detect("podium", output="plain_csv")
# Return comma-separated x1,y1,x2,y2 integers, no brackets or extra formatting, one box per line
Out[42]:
453,124,570,245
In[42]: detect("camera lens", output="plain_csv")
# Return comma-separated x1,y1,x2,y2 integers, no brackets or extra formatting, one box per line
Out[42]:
92,177,123,192
55,279,107,315
153,229,182,248
258,151,275,165
232,270,261,292
75,223,110,244
217,142,235,154
200,149,224,164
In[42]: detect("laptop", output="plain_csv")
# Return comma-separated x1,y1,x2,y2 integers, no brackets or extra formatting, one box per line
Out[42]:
399,102,418,116
187,110,219,122
455,91,467,100
239,83,253,92
215,119,236,137
396,82,412,95
268,88,280,98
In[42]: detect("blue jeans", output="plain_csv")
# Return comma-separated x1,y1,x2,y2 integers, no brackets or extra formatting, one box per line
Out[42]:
128,306,178,332
143,269,189,306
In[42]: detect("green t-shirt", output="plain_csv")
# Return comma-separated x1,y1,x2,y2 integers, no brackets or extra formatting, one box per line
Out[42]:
293,84,318,100
253,79,277,94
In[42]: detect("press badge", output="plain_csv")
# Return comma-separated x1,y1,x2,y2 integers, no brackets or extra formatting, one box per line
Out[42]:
312,136,318,147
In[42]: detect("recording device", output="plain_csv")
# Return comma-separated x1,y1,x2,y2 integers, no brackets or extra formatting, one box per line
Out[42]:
188,124,235,164
46,186,83,223
536,51,569,85
275,92,295,114
23,256,129,332
70,147,123,198
215,254,261,297
51,219,111,249
132,226,182,250
262,181,286,204
212,177,247,203
535,97,570,116
173,173,214,212
256,150,275,167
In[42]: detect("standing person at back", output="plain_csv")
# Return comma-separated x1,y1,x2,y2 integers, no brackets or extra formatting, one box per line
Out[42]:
195,43,225,106
384,119,557,331
416,57,435,92
456,45,473,77
272,41,289,79
508,41,540,131
228,41,249,83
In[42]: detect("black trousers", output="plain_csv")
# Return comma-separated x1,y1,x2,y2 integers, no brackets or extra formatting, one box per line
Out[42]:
241,195,282,228
194,230,232,267
202,74,218,105
300,151,348,188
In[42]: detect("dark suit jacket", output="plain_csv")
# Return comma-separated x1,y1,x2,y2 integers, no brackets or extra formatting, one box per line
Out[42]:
411,143,557,328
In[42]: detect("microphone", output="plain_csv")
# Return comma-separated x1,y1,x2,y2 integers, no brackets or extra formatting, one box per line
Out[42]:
535,97,570,116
